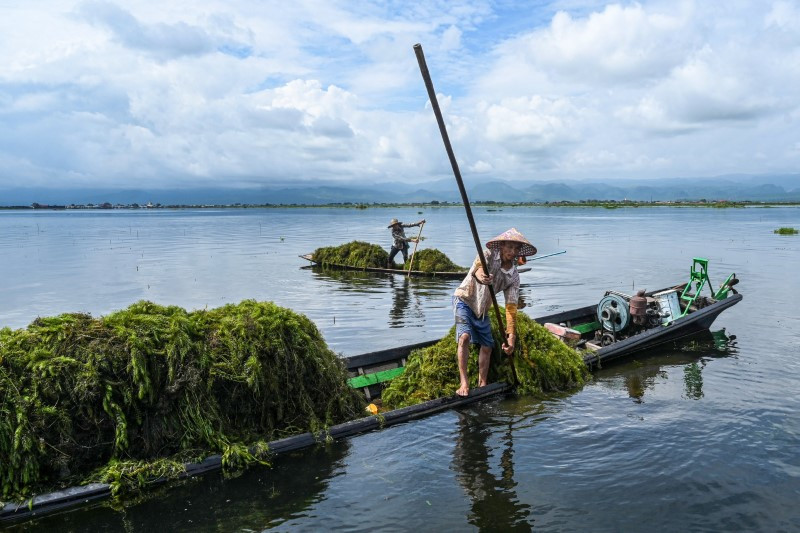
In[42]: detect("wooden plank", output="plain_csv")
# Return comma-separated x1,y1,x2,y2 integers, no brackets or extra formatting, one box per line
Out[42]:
347,366,405,388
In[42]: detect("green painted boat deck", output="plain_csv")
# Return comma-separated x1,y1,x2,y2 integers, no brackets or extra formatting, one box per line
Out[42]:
348,366,405,388
572,321,600,334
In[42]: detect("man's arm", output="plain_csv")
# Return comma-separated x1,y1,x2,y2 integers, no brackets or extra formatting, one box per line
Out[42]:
501,304,517,355
502,280,520,354
401,219,426,228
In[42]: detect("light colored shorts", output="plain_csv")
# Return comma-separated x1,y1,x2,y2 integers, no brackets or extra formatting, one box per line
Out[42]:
454,297,494,347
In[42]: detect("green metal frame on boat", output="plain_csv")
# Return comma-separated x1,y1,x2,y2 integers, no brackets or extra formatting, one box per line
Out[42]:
680,258,737,317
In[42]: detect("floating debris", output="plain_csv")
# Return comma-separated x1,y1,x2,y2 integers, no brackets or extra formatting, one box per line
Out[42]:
773,227,798,235
0,300,364,501
382,310,589,408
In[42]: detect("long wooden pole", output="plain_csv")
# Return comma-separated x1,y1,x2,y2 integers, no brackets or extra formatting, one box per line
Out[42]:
407,221,425,277
413,43,517,383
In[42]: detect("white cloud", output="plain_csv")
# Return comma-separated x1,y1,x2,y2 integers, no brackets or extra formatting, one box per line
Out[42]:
526,3,691,83
441,25,462,51
77,0,217,60
0,0,799,190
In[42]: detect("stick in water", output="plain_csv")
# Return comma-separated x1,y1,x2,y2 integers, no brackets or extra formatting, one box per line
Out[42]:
407,221,425,277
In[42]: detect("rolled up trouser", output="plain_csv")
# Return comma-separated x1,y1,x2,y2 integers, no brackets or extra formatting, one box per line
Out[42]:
388,245,408,264
454,297,494,347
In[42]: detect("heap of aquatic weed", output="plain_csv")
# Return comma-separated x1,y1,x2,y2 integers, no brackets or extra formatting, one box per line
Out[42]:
774,227,798,235
312,241,389,268
382,310,589,408
404,249,466,272
0,300,365,501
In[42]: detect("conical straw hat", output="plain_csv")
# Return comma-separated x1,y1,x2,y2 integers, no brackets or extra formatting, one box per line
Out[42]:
486,227,537,257
387,218,400,228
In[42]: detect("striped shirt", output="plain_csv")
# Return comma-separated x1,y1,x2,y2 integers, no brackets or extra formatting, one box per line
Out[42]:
454,248,520,319
391,223,415,249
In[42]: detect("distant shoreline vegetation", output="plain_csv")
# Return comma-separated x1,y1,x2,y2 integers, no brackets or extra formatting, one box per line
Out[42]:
2,199,800,210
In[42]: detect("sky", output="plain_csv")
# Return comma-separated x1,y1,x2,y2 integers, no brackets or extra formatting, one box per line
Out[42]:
1,0,799,190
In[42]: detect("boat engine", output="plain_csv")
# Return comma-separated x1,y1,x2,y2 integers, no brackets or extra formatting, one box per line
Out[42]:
629,289,648,325
597,294,630,332
596,293,630,345
595,290,666,345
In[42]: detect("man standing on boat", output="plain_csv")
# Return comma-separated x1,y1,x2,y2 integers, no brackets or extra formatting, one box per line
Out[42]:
387,218,425,267
453,228,536,396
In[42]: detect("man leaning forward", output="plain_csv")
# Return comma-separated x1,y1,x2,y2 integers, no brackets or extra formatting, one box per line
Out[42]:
452,228,537,396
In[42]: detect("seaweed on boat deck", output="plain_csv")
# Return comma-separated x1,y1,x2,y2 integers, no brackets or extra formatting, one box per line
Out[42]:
0,300,365,501
311,240,465,272
382,310,589,409
312,241,389,269
1,298,586,503
404,249,466,272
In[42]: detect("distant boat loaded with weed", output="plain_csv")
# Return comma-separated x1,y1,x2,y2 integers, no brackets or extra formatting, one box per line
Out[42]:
0,299,588,503
311,240,466,272
402,248,466,272
773,227,798,235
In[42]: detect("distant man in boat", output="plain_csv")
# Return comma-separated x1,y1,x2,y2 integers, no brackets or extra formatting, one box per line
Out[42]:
386,218,425,267
453,228,537,396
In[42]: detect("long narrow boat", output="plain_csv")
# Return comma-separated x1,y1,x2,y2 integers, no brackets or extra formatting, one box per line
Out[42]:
348,260,742,399
299,253,531,277
1,259,740,524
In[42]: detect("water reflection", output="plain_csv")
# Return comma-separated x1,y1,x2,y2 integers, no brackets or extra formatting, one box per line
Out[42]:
681,329,738,400
598,329,738,403
452,410,533,532
388,275,455,328
389,275,413,327
305,265,458,329
683,362,704,400
306,265,389,292
21,443,350,532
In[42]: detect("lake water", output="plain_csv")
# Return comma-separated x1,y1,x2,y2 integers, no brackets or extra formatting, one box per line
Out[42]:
2,205,799,531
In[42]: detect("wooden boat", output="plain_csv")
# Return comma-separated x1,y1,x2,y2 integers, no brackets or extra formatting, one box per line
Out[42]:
347,265,742,399
1,259,739,524
299,253,531,277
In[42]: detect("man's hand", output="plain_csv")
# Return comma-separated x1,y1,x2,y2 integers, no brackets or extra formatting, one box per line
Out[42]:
419,219,426,225
410,238,419,243
502,333,515,355
475,268,493,285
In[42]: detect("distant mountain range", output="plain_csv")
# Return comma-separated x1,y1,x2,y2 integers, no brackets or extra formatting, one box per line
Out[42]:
2,174,799,206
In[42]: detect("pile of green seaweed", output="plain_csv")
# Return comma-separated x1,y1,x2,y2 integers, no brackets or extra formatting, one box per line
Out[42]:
312,241,389,269
404,249,466,273
311,240,466,272
382,309,589,408
0,300,365,501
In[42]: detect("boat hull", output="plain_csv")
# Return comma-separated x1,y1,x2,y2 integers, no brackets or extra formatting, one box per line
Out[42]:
534,293,743,369
300,254,467,278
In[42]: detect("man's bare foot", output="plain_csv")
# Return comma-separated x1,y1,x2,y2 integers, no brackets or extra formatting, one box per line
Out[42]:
477,380,487,388
456,383,469,396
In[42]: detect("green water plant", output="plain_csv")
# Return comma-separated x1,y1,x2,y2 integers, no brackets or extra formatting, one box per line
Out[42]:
312,241,464,272
773,227,798,235
382,310,589,408
0,300,365,502
404,249,466,273
312,241,389,268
